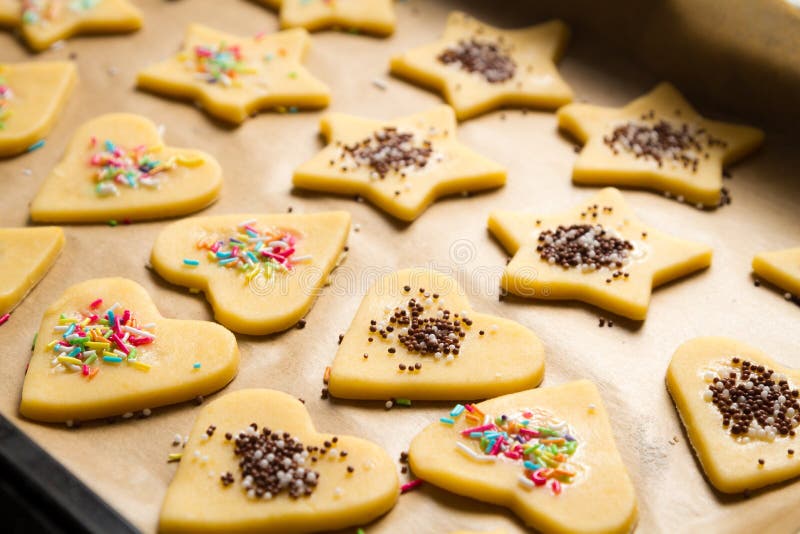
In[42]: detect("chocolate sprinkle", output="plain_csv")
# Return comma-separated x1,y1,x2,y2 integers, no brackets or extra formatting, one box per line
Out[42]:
341,127,433,178
537,224,633,270
437,38,516,83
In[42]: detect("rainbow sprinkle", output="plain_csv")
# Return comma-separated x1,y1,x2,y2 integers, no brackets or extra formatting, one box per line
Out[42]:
0,80,12,130
191,42,254,87
88,138,187,197
22,0,100,26
48,300,155,379
444,404,581,495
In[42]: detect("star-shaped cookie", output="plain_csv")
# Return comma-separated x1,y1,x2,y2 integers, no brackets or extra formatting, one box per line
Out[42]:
137,24,330,124
390,12,573,121
558,82,765,207
292,105,506,221
258,0,395,36
488,187,712,320
753,247,800,299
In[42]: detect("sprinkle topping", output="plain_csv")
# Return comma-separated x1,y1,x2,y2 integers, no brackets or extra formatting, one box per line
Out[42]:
537,223,633,271
22,0,101,25
191,42,253,86
338,127,434,179
89,139,182,197
437,38,516,83
0,80,12,130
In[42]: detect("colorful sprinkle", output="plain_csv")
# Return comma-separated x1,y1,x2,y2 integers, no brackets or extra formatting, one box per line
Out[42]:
183,259,200,266
439,417,455,425
193,362,201,369
395,398,412,407
22,0,101,26
400,479,423,493
167,452,183,462
0,80,12,130
191,42,254,86
27,139,45,152
0,313,10,327
89,139,189,197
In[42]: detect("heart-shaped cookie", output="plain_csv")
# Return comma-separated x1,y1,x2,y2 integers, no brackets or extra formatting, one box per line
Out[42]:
20,277,239,423
667,336,800,493
328,268,545,400
0,226,64,315
29,113,222,223
151,211,350,335
409,380,638,533
159,388,399,533
0,61,76,157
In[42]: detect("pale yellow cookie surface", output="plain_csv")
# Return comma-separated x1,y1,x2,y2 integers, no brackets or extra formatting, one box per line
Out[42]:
390,12,573,120
489,187,712,320
753,247,800,297
0,226,63,315
20,278,239,422
558,82,764,207
293,105,506,221
0,0,19,26
667,337,800,493
259,0,395,36
0,61,76,158
409,380,637,534
328,268,545,400
159,389,399,534
151,211,350,335
137,24,330,124
29,113,222,223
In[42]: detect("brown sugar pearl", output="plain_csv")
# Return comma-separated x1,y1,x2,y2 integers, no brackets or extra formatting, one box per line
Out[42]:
437,38,516,83
341,127,433,178
537,224,633,270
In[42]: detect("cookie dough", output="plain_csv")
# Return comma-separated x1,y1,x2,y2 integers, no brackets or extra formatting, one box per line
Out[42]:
0,1,19,27
137,24,330,124
20,278,239,423
151,212,350,335
159,389,399,534
667,336,800,493
29,113,222,223
488,187,712,320
14,0,142,52
753,247,800,298
409,380,637,533
328,268,545,400
292,106,506,221
0,61,76,158
0,226,64,315
558,82,765,207
259,0,395,37
390,12,573,120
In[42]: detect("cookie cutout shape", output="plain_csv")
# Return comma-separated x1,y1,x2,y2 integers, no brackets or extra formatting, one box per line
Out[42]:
0,61,76,158
29,113,222,223
328,268,544,400
259,0,395,36
15,0,142,52
0,227,64,315
489,187,712,320
667,336,800,493
20,278,239,422
409,380,637,533
293,106,506,221
753,247,800,299
151,211,350,335
390,12,573,121
558,82,765,207
137,24,330,124
159,389,399,533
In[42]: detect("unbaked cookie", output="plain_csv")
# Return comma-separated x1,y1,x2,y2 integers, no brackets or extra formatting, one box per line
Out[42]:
489,187,712,320
328,268,545,400
753,247,800,301
292,105,506,221
20,278,239,423
258,0,395,37
0,226,64,315
558,82,764,207
29,113,222,223
409,380,637,533
667,337,800,493
151,211,350,335
390,12,573,120
0,61,76,158
159,388,399,533
137,24,330,124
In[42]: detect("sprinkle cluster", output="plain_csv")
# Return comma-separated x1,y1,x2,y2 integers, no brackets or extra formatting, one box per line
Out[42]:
336,127,434,179
442,404,580,495
437,38,516,83
191,42,253,86
47,299,154,379
89,138,179,197
22,0,100,25
704,357,800,441
537,223,633,271
0,80,11,130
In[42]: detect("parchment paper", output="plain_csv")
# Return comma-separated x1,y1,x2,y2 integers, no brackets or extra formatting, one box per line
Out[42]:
1,1,799,532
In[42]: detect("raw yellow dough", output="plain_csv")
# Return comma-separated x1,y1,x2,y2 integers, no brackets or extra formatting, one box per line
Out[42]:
13,0,142,52
328,268,545,400
753,247,800,297
0,0,19,26
137,24,330,124
292,106,506,221
0,61,76,158
489,187,712,320
29,113,222,223
390,12,573,121
0,226,64,315
666,336,800,493
409,380,638,533
159,388,399,534
151,211,350,336
558,82,765,207
258,0,395,37
20,278,239,422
